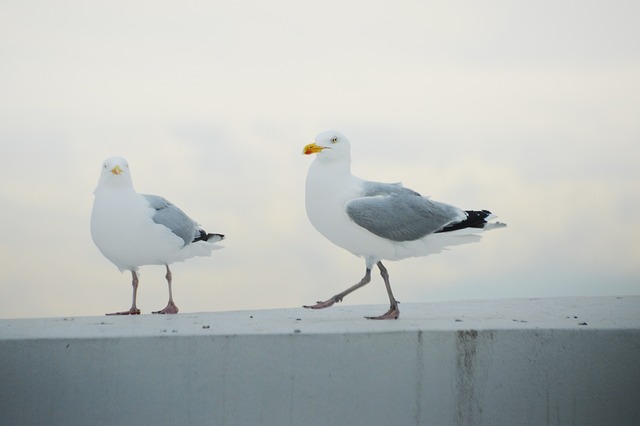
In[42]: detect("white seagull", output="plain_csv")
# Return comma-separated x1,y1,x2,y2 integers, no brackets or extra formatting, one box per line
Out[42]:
303,131,505,320
91,157,224,315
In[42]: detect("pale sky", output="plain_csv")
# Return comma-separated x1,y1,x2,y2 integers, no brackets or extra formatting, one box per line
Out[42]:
1,1,638,318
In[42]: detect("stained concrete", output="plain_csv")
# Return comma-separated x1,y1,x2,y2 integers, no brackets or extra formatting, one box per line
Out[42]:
1,296,639,425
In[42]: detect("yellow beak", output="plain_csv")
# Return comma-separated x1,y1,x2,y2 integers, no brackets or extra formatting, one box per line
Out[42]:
303,143,326,155
111,165,123,175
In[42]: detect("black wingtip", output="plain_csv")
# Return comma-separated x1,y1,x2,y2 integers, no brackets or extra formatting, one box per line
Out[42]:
193,230,225,242
436,210,494,233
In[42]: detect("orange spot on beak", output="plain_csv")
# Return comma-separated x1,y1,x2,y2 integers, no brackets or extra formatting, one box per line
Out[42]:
303,143,326,155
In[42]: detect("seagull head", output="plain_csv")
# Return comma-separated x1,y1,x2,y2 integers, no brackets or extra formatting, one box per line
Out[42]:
96,156,134,190
303,130,351,163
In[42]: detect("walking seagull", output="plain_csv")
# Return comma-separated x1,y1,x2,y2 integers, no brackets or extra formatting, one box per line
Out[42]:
302,131,505,319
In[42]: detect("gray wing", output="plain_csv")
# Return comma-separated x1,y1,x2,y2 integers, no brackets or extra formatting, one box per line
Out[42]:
144,194,198,246
345,182,464,242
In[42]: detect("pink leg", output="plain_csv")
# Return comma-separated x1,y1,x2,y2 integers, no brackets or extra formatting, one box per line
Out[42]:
153,265,179,314
365,262,400,320
304,268,372,310
106,271,142,316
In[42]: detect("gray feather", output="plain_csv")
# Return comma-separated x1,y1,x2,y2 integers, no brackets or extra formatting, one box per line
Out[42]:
361,181,421,197
144,194,198,246
345,182,463,242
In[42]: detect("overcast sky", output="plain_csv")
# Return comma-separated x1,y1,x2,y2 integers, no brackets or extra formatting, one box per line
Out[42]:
1,0,638,318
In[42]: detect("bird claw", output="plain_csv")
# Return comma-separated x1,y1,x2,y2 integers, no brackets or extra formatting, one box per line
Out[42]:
106,308,141,316
152,301,179,314
303,298,338,310
365,305,400,320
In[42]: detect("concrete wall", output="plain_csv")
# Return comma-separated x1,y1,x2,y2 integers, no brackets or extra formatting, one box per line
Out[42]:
1,297,639,426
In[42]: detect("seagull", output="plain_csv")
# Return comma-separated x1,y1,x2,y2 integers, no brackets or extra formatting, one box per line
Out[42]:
91,157,224,315
302,131,505,320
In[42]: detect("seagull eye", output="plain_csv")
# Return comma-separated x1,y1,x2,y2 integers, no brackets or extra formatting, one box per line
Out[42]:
330,137,338,144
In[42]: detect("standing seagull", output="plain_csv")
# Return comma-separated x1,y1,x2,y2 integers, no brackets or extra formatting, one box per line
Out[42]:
91,157,224,315
302,131,505,320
